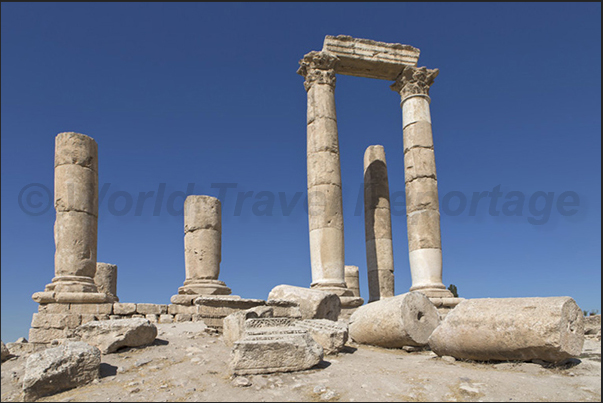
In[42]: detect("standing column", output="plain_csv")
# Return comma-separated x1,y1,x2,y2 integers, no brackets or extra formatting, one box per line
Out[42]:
364,145,395,302
390,67,453,298
37,132,101,299
178,195,231,296
297,51,352,298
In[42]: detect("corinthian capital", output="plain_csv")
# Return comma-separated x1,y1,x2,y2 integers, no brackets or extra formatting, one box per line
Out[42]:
390,66,439,100
297,51,339,91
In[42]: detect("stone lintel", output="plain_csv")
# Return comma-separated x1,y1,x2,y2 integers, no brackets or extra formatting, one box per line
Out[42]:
322,35,420,80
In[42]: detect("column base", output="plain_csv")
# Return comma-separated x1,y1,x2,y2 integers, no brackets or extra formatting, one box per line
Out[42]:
409,285,454,298
45,276,99,293
178,279,232,296
310,282,355,298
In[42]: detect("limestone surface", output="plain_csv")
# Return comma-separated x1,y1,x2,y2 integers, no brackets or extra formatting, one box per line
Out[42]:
71,318,157,354
295,319,348,355
230,326,323,375
94,263,118,302
349,292,440,348
223,307,274,348
268,285,341,321
22,341,101,401
1,341,9,362
428,297,584,363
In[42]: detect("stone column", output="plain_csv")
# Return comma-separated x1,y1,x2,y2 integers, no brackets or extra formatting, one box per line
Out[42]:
94,263,118,302
297,51,352,298
344,265,361,298
364,145,395,302
33,132,109,304
178,195,231,296
390,67,453,299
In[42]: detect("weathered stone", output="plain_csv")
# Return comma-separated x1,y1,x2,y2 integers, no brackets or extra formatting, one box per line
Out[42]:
266,299,303,319
136,303,167,315
22,341,100,401
584,314,601,336
170,295,196,306
401,95,432,128
183,195,221,233
159,314,173,323
349,292,440,348
53,211,98,282
54,132,98,171
5,341,47,357
174,313,192,322
364,207,393,241
113,302,137,315
428,297,585,363
94,263,118,301
146,314,158,323
29,327,70,344
321,35,419,80
54,164,98,215
168,304,196,315
404,147,437,184
307,119,339,151
295,319,348,355
344,266,360,298
308,185,344,231
366,268,395,303
230,328,323,375
68,303,113,315
401,121,434,152
38,303,71,314
268,285,341,321
31,313,81,329
307,151,342,188
183,229,221,280
405,177,439,213
223,307,275,347
71,318,157,354
1,341,10,362
407,210,441,251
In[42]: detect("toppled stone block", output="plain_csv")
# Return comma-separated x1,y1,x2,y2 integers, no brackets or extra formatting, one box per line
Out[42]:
1,341,10,362
295,319,348,355
29,327,71,344
584,314,601,338
428,297,584,363
230,325,323,375
71,318,157,354
266,299,303,319
223,307,274,347
268,285,340,320
22,341,100,401
349,292,440,348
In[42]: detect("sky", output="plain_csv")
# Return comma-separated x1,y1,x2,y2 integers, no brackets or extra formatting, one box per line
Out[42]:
1,3,601,343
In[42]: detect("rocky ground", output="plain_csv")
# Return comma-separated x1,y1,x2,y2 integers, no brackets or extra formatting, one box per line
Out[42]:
1,322,601,402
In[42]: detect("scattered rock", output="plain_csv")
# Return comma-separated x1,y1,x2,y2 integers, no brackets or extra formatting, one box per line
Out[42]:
268,285,341,320
442,355,456,363
1,341,10,362
134,358,152,367
295,319,348,355
22,341,101,401
232,376,252,387
71,318,158,354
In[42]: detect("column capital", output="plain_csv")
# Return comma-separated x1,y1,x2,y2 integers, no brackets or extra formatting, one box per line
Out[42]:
297,51,339,91
390,66,439,100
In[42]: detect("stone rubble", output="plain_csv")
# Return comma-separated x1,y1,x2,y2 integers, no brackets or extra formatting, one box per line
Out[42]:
70,318,158,354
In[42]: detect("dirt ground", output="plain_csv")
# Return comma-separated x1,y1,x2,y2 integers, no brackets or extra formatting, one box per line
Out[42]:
1,322,601,402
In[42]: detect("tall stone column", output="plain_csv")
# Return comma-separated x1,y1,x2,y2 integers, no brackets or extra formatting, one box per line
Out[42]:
364,145,395,302
33,132,109,304
297,51,352,298
178,195,231,296
391,67,453,299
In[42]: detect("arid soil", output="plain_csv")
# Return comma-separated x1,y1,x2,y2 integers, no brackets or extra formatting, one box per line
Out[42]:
1,322,601,402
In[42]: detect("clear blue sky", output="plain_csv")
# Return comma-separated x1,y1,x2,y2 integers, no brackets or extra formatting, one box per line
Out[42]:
2,3,601,343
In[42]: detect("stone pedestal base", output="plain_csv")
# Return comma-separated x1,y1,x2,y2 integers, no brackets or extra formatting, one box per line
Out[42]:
44,276,99,294
177,279,232,296
32,291,115,304
410,285,454,299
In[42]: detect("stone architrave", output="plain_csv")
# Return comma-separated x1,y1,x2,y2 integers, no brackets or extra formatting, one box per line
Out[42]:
349,292,440,348
297,51,355,301
428,297,585,363
177,195,231,296
32,132,109,304
344,265,361,298
94,263,118,302
364,145,395,302
390,67,454,299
